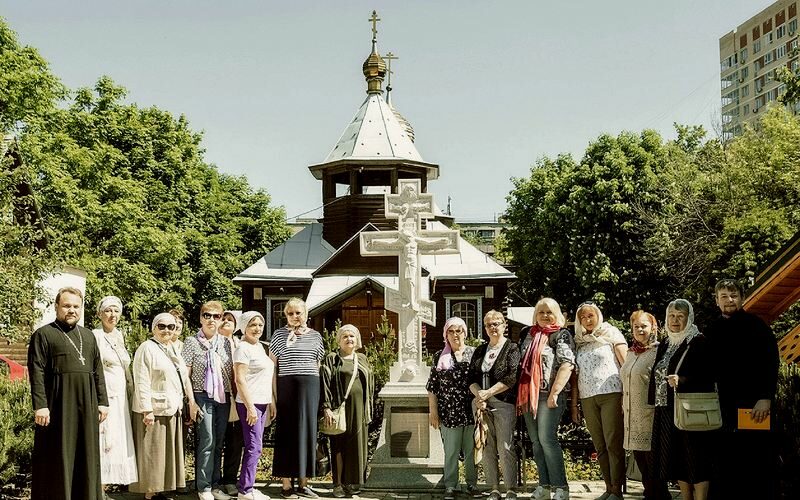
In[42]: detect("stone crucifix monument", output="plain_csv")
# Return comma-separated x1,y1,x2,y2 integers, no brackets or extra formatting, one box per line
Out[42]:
360,179,459,488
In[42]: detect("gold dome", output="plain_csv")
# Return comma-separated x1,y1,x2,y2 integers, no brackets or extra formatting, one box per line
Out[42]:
362,49,386,94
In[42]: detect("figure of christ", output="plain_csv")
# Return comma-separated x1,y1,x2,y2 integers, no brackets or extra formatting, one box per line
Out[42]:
366,219,454,312
387,183,432,222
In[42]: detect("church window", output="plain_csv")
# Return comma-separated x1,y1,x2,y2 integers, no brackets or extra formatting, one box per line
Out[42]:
451,301,477,337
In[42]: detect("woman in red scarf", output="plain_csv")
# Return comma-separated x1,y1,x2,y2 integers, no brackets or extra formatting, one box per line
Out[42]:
517,298,575,500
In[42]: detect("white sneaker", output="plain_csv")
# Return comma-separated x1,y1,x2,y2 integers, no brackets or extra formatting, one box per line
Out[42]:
239,490,271,500
553,487,570,500
212,488,234,500
532,485,551,500
199,492,215,500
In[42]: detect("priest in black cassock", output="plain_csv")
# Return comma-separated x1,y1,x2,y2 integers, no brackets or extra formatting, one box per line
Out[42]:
28,286,109,500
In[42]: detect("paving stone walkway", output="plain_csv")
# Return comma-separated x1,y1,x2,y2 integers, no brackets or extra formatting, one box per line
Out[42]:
109,481,682,499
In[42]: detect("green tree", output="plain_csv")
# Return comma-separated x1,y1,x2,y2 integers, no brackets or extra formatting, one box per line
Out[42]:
1,19,64,340
504,131,672,319
1,17,291,340
655,107,800,325
18,76,292,327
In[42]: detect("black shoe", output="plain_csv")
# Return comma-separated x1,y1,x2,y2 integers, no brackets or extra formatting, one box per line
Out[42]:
281,488,298,499
295,486,319,499
150,494,175,500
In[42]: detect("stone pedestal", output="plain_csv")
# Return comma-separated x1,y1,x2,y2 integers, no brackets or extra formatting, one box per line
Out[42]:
364,363,445,490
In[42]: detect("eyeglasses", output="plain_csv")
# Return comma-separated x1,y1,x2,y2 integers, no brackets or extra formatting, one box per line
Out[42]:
485,321,505,328
447,329,466,336
202,312,223,320
156,324,176,331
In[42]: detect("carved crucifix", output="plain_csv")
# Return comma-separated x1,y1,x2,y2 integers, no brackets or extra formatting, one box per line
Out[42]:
360,179,459,380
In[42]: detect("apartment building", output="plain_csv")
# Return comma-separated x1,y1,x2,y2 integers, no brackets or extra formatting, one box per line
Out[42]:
719,0,800,140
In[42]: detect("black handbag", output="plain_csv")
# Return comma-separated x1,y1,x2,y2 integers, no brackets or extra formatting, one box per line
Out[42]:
315,436,331,476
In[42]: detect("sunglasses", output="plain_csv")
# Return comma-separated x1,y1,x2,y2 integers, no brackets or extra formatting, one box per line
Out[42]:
202,312,223,320
156,323,176,331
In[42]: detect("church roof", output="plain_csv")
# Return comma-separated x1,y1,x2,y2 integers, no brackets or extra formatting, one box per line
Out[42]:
234,220,513,284
420,221,516,280
233,223,334,281
322,93,423,163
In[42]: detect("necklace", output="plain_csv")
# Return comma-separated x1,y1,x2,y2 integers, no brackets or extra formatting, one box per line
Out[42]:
56,322,85,365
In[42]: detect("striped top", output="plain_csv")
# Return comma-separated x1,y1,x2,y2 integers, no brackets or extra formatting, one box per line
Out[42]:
270,327,324,377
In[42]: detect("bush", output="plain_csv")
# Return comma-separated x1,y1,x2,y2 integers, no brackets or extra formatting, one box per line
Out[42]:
775,360,800,497
0,377,34,491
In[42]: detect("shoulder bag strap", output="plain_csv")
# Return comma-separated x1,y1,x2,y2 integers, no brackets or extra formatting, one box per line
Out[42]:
342,354,359,401
150,339,187,401
673,342,690,375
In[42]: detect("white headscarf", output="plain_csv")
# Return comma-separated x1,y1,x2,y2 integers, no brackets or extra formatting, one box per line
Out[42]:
574,302,620,346
664,299,699,346
223,310,242,334
97,295,123,315
151,312,176,333
337,324,363,349
239,311,265,337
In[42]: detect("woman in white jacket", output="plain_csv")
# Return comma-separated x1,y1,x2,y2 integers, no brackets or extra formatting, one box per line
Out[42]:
129,313,199,500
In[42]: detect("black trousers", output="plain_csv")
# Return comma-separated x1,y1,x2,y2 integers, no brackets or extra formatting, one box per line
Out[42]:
222,420,244,485
711,429,776,499
633,450,671,500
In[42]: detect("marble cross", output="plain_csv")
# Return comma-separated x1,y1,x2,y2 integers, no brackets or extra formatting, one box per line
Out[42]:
360,179,459,380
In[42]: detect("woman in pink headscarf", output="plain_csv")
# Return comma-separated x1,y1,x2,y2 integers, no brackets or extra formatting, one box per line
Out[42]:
426,317,480,500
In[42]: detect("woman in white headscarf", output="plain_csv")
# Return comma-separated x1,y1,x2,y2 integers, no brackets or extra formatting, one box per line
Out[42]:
93,296,138,489
571,302,628,500
130,313,199,500
320,324,374,498
648,299,714,500
426,317,479,500
233,311,275,500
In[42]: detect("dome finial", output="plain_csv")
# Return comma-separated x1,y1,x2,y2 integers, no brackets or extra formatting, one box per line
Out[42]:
363,10,386,94
369,10,380,50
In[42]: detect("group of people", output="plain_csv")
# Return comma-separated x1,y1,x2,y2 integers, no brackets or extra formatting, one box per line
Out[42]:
28,292,375,500
28,278,779,500
426,279,778,500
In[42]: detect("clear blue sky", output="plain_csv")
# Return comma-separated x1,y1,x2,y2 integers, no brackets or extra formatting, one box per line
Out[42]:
1,0,774,221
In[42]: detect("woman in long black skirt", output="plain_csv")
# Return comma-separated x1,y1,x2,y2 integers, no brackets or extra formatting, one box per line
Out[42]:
648,299,715,500
269,298,325,498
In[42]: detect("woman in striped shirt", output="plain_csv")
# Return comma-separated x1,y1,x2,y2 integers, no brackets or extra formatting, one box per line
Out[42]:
269,298,325,499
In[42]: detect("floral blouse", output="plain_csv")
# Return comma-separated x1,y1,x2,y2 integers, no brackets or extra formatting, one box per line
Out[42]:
426,346,475,428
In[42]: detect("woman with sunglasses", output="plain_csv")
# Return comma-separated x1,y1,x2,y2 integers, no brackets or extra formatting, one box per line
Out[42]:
130,313,198,500
92,296,138,491
182,301,235,500
468,310,521,500
572,302,628,500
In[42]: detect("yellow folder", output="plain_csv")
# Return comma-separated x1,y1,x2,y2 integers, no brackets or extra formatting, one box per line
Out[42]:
737,408,770,430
